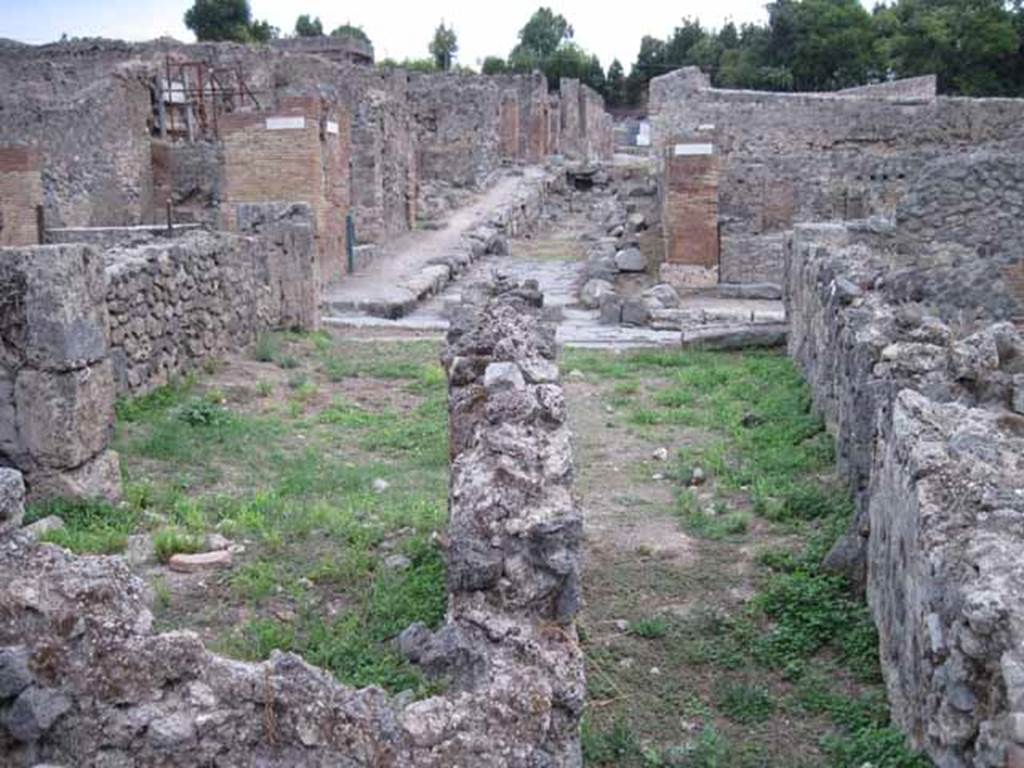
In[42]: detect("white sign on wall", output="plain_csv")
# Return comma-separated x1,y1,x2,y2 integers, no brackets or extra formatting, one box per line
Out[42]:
673,143,714,156
265,116,306,131
326,120,339,135
636,121,651,147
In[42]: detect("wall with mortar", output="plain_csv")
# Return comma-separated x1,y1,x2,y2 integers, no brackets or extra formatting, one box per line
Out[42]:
0,147,43,246
106,204,318,395
0,278,585,767
0,40,614,280
649,67,1024,285
784,152,1024,767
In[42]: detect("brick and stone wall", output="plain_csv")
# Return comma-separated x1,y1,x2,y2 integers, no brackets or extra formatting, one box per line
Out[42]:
660,143,720,289
220,97,350,286
784,152,1024,767
409,73,503,189
0,278,585,767
650,67,1024,285
0,72,154,229
0,40,614,281
0,147,42,246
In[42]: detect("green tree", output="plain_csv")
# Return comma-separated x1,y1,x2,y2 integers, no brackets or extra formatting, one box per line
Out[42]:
482,56,508,75
875,0,1019,94
584,54,606,95
294,14,323,37
766,0,879,90
512,7,572,60
331,24,371,46
184,0,275,43
249,19,277,42
605,59,626,107
429,21,458,71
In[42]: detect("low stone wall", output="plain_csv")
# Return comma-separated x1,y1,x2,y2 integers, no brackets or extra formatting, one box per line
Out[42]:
785,159,1024,764
0,245,121,503
106,203,318,394
0,279,584,767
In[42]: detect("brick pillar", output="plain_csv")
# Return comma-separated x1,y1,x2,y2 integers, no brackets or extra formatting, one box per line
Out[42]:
221,97,351,286
0,147,44,246
661,141,720,289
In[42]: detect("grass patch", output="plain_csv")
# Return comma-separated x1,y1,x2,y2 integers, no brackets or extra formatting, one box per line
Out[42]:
112,336,450,696
630,616,670,639
153,527,204,563
716,680,776,724
568,346,930,767
25,497,137,554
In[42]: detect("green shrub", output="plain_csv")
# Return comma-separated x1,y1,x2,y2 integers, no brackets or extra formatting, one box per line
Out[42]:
630,616,670,639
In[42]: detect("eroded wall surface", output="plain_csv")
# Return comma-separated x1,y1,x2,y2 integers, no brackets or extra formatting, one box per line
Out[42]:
785,152,1024,767
0,279,585,767
0,245,120,503
0,147,43,246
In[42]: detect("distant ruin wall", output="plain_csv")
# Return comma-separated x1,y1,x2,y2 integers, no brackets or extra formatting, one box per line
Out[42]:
650,67,1024,285
0,279,584,767
835,75,937,100
106,204,318,395
784,152,1024,767
220,98,350,286
409,74,503,189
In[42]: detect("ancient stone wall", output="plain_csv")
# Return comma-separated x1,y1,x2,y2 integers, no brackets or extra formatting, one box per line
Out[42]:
836,74,937,100
0,73,154,229
409,73,503,189
0,40,613,280
0,279,584,767
0,245,121,503
660,145,720,288
784,152,1024,767
650,67,1024,286
106,204,318,395
149,139,224,227
0,147,43,246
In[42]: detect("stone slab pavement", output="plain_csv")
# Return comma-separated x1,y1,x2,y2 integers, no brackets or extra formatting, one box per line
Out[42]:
321,169,544,316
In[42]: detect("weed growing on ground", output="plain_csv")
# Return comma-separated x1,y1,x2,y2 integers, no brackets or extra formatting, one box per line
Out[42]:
25,497,137,554
630,616,670,639
107,335,450,695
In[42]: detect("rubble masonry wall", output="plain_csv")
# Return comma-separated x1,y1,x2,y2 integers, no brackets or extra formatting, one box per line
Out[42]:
0,280,585,767
784,152,1024,767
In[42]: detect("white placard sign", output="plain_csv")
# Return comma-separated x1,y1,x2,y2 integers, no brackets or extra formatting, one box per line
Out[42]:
266,116,306,130
326,120,339,135
673,143,714,156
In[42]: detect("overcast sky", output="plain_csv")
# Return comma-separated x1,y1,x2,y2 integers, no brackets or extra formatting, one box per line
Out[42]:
1,0,789,69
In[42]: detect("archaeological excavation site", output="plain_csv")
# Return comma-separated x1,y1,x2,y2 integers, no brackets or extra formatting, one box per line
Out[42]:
0,7,1023,768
